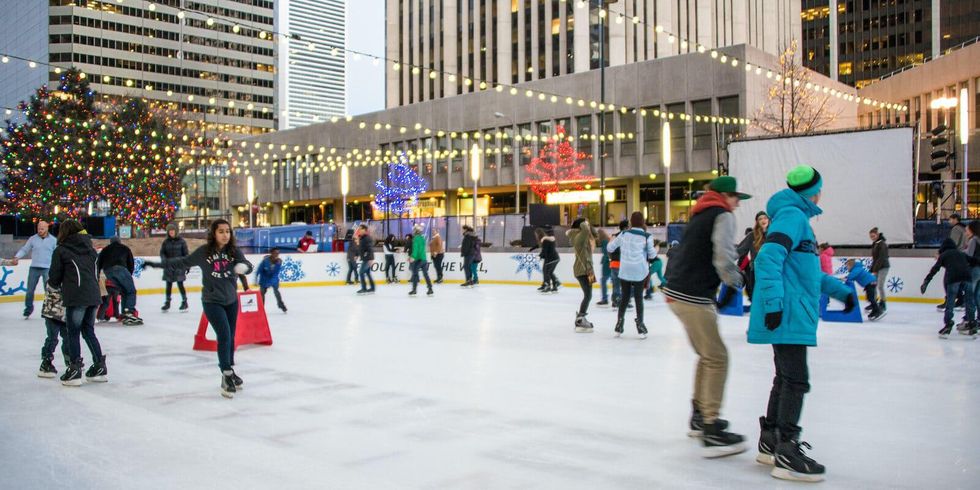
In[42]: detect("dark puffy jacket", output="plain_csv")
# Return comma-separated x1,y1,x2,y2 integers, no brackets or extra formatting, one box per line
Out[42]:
98,242,135,275
925,239,974,286
160,236,189,282
461,233,477,258
539,236,559,262
49,232,101,308
358,234,376,261
871,236,890,273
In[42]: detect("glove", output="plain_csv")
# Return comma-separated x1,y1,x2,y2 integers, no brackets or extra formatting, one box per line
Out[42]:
920,282,928,295
843,293,856,313
765,311,783,331
233,263,249,275
716,286,738,308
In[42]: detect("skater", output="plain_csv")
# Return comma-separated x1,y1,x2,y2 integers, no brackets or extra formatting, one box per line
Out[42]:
9,220,56,318
47,220,107,387
297,230,317,252
160,223,189,313
408,224,434,297
429,229,445,283
844,259,884,320
145,219,253,398
98,236,143,326
607,212,656,339
609,220,631,309
256,247,287,312
568,218,597,332
920,238,977,338
948,213,966,247
345,229,360,285
356,225,376,294
597,228,612,305
736,211,769,301
869,227,890,312
748,165,855,482
964,221,980,318
644,247,665,300
662,176,750,457
37,284,68,378
383,234,399,283
538,226,560,293
818,243,834,275
460,225,478,288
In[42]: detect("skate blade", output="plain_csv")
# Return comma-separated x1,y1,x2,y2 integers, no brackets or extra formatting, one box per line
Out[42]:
37,372,56,378
614,332,622,338
574,327,594,333
85,375,107,383
638,334,648,340
702,442,747,459
771,466,824,482
756,453,775,465
61,379,82,387
220,389,235,398
687,430,703,438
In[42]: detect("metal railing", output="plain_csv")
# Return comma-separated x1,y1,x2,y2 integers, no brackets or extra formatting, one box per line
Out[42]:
873,35,980,83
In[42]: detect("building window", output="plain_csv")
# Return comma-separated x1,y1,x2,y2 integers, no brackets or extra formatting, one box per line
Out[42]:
692,100,712,151
576,115,593,158
501,126,514,167
643,107,663,158
839,61,852,75
621,111,637,157
518,123,533,166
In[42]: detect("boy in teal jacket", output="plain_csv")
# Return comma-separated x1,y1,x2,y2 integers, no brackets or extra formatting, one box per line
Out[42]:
748,165,855,483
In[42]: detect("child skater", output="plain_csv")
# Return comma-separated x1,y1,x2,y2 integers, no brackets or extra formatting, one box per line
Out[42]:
146,219,253,398
844,259,884,321
920,238,977,338
256,247,287,312
644,245,665,300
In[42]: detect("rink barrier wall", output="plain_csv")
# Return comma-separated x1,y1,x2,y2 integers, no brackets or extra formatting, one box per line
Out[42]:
0,253,943,303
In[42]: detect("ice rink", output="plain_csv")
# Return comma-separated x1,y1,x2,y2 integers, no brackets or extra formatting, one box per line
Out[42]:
1,283,978,489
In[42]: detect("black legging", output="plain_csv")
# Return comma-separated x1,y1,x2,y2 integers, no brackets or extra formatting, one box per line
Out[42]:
617,279,645,323
165,281,187,300
576,275,592,315
542,260,559,288
384,255,397,281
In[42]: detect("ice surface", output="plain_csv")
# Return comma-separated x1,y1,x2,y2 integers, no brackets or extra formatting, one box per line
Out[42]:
1,284,978,489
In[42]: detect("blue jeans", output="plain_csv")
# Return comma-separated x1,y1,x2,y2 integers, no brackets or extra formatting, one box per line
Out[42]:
470,262,480,283
410,260,432,290
599,264,611,302
359,261,375,291
202,302,238,371
65,306,102,363
944,281,976,324
25,267,49,309
346,259,359,282
971,268,980,315
42,318,68,362
463,257,474,283
105,265,137,312
611,268,622,304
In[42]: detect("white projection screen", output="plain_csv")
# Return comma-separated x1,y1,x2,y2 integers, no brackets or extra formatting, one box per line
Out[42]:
728,127,915,245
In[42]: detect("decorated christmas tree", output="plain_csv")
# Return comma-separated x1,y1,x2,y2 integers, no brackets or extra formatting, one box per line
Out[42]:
374,153,428,216
1,68,100,219
524,126,593,200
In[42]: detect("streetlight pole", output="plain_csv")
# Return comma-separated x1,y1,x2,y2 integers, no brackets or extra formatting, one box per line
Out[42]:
494,112,518,215
471,143,481,227
960,87,970,217
341,164,349,228
663,121,671,224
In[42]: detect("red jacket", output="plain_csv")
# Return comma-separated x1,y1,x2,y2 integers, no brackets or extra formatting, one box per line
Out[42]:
298,236,316,252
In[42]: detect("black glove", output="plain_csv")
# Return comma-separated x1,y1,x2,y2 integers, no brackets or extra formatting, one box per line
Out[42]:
765,311,783,331
843,293,856,313
920,282,928,295
717,286,738,308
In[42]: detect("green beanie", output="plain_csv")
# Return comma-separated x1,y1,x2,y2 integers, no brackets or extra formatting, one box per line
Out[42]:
786,165,822,198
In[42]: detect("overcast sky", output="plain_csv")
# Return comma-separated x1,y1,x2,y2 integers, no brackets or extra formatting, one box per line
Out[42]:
346,0,385,116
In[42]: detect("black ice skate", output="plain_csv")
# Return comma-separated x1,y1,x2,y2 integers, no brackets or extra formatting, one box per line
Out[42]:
426,288,434,297
121,311,144,326
61,361,83,387
179,299,189,312
956,320,975,335
38,358,57,378
702,422,747,459
574,313,594,333
688,401,729,438
614,318,624,337
939,321,954,339
771,440,825,482
221,370,237,398
84,355,108,383
636,319,648,339
537,284,548,292
756,416,777,465
231,370,243,391
161,299,171,312
408,289,418,297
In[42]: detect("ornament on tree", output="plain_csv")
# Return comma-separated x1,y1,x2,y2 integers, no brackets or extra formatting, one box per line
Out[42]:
374,153,428,216
524,126,594,200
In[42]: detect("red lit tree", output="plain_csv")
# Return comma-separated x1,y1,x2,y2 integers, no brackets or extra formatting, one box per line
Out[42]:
524,126,594,200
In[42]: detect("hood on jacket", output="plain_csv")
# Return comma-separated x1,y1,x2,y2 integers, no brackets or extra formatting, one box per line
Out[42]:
59,231,95,256
691,191,733,216
940,238,957,253
165,223,180,238
765,188,823,220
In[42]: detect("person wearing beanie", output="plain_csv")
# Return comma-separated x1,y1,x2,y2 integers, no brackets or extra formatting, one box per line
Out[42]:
748,165,855,482
736,211,770,301
537,225,561,293
98,235,142,326
609,219,631,309
663,175,751,458
920,238,977,338
160,223,190,312
568,217,597,332
407,224,434,296
297,230,317,253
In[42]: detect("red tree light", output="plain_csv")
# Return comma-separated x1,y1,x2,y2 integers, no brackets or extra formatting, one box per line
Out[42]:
524,126,594,201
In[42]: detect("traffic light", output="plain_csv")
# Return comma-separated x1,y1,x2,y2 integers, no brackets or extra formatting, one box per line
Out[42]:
930,124,953,171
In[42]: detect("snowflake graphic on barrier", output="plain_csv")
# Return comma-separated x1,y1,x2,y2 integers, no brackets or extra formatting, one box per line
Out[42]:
0,267,27,296
325,262,341,277
887,276,904,293
279,257,306,282
834,257,872,276
510,254,542,279
132,257,146,278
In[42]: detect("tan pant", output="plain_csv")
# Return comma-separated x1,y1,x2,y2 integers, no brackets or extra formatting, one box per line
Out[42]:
668,300,729,424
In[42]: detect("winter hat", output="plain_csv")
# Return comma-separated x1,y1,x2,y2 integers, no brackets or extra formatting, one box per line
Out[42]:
166,223,178,235
787,165,822,198
755,211,768,221
413,223,424,233
708,176,751,200
109,236,121,244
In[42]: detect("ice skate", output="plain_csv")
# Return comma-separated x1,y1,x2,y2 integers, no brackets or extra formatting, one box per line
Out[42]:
547,286,559,294
121,311,144,326
596,299,609,306
868,309,886,321
636,319,648,339
537,284,548,292
221,370,237,398
756,416,777,465
23,306,33,319
574,313,594,333
939,321,953,338
161,299,171,312
614,318,624,337
84,355,108,383
771,440,825,482
408,289,418,297
231,370,243,391
702,423,747,459
278,303,288,313
688,401,729,438
179,299,189,312
426,288,434,297
37,358,57,378
61,361,83,387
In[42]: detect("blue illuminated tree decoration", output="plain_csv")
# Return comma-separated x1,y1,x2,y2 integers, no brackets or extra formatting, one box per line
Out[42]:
374,154,428,216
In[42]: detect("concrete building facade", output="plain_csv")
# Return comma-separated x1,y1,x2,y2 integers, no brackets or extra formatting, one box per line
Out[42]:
386,0,804,107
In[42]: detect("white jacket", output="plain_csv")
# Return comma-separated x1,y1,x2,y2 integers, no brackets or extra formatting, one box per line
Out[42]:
607,227,656,282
